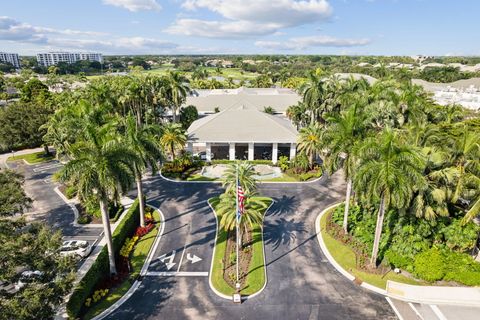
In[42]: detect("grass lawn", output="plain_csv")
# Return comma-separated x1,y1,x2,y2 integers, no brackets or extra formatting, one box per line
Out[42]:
8,151,54,164
262,173,301,182
186,174,217,182
209,196,272,296
83,209,160,319
319,209,423,289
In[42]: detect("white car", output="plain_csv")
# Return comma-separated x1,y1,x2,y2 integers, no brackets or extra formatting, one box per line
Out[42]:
15,270,43,291
195,151,214,161
59,240,92,259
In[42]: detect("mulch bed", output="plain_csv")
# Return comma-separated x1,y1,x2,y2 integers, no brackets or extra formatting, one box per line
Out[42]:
223,228,253,291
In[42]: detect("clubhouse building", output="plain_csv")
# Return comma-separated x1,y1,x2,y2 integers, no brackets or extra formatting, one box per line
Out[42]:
185,87,301,163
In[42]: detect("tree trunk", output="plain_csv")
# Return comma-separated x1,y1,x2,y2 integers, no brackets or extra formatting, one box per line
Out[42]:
172,106,178,123
136,173,145,227
100,198,117,275
342,178,352,233
370,195,386,268
171,144,176,161
44,144,51,156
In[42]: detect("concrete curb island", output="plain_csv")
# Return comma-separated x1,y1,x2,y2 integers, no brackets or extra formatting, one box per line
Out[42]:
315,202,480,307
207,198,274,301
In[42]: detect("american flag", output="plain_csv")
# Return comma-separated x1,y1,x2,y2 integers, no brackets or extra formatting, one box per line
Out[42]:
236,182,245,223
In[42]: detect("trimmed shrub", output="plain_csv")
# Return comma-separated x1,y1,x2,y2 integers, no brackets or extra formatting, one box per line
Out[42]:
65,185,77,199
210,159,273,165
66,199,140,319
413,248,445,282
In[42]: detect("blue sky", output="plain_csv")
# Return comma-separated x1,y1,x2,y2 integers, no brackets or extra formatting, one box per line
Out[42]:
1,0,479,56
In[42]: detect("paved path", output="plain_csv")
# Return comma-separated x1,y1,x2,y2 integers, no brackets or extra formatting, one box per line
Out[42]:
105,173,396,320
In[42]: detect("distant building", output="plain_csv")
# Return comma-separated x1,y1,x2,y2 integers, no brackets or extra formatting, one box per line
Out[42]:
36,52,103,67
0,52,21,69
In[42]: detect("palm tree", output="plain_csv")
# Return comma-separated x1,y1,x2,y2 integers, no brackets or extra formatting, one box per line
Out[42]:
57,125,138,275
297,123,322,169
122,115,163,227
286,102,309,129
216,192,267,236
354,129,426,267
323,105,368,232
163,71,190,122
299,70,326,124
159,122,186,161
222,161,257,195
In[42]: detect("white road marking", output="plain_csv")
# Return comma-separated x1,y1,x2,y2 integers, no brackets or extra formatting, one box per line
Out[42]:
145,271,208,277
186,253,202,264
177,223,191,272
33,163,62,172
158,250,177,270
430,305,447,320
385,297,404,320
408,302,424,320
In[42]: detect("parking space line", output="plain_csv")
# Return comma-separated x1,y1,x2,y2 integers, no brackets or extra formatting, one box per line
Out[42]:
430,305,447,320
408,303,424,320
145,271,208,277
385,297,404,320
33,163,63,172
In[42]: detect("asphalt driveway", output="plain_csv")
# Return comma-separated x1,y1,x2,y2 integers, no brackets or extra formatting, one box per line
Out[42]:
104,173,396,320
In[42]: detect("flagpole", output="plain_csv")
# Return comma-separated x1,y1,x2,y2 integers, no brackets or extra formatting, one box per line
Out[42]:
235,162,240,291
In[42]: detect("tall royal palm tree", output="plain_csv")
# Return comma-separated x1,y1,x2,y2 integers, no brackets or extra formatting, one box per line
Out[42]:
159,122,187,161
299,69,327,124
122,115,163,227
354,129,426,268
323,104,368,232
57,125,138,275
297,123,322,169
222,161,257,196
163,71,190,123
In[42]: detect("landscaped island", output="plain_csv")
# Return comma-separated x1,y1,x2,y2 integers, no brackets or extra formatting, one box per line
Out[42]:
209,196,272,296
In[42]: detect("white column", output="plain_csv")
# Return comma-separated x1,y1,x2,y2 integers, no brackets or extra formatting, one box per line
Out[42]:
186,142,193,154
248,143,254,161
206,143,212,162
272,143,278,164
289,143,296,160
229,143,236,160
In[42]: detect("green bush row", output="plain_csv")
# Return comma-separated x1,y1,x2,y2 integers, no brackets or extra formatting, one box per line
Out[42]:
413,247,480,285
66,199,140,319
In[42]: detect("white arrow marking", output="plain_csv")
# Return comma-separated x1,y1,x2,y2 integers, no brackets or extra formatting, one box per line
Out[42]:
159,250,176,270
186,253,202,264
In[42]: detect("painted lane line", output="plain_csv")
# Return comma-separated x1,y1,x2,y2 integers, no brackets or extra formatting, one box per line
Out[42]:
145,271,208,277
430,305,447,320
385,297,405,320
177,223,190,272
408,303,424,320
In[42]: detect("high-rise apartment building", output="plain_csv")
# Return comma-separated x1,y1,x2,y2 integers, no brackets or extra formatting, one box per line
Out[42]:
0,52,21,69
36,52,103,67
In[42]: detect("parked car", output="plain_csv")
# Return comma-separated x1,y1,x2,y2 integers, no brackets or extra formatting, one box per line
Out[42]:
14,270,44,291
195,151,215,160
59,240,92,259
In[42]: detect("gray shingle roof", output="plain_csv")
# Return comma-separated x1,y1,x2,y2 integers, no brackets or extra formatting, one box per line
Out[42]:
187,106,298,143
185,87,301,113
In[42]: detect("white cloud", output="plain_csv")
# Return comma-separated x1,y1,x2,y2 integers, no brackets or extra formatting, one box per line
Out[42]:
0,16,179,54
167,0,333,38
165,19,281,38
255,35,371,50
102,0,161,12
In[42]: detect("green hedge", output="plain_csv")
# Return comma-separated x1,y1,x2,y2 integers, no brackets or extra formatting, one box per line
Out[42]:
66,199,140,319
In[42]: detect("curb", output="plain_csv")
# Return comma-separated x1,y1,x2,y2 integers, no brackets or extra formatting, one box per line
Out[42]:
159,170,323,185
207,198,274,301
91,205,166,320
315,202,387,296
